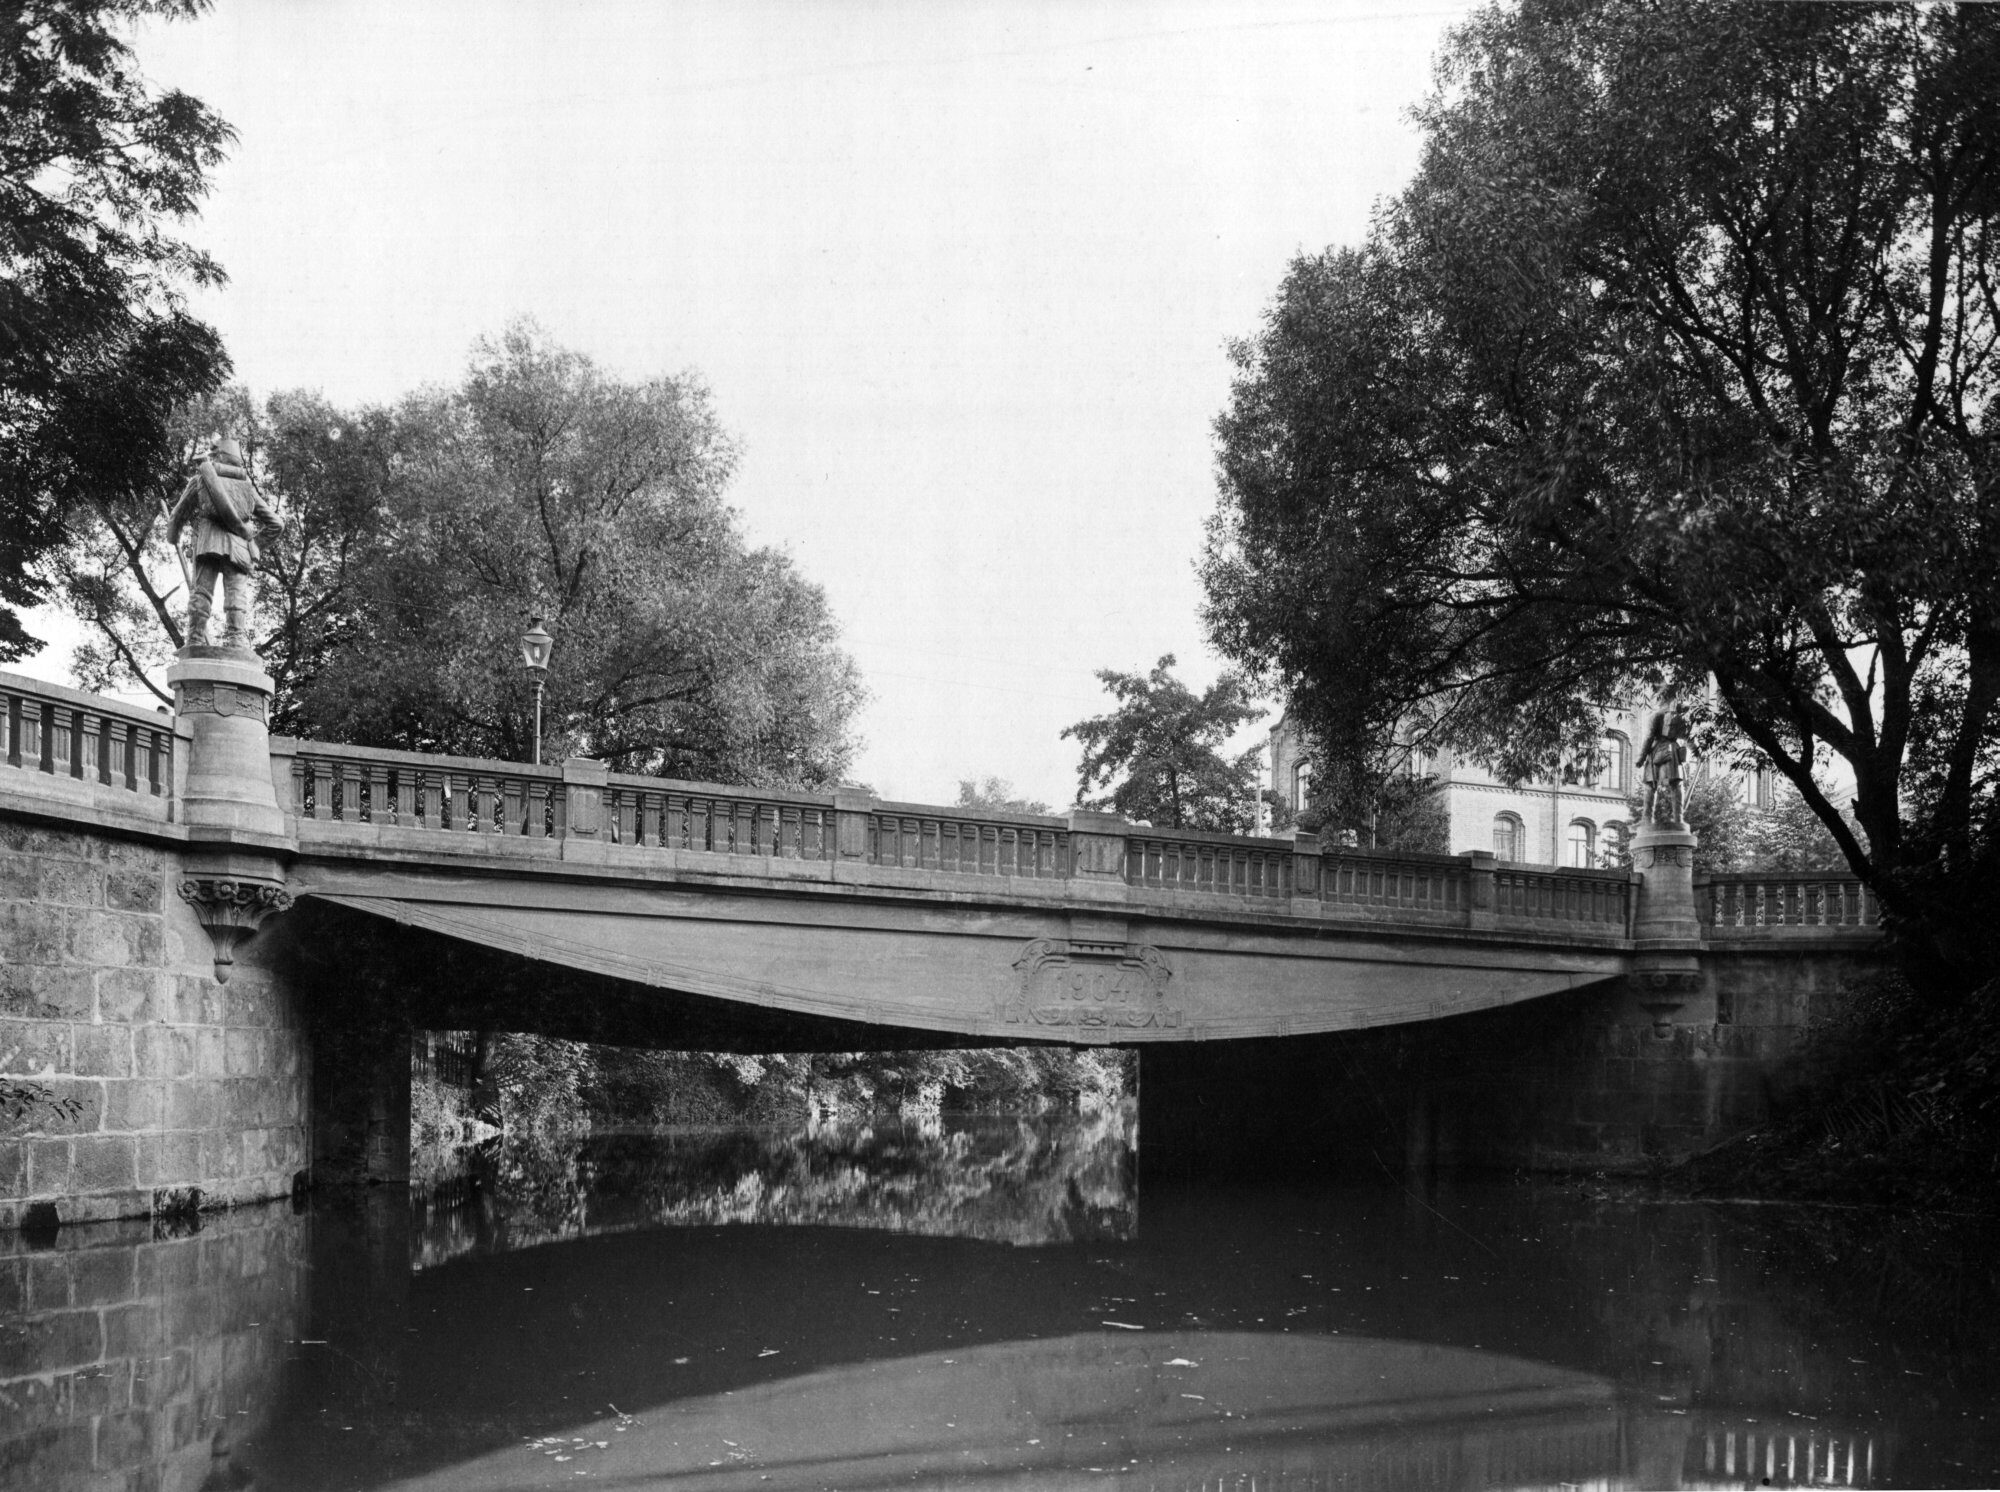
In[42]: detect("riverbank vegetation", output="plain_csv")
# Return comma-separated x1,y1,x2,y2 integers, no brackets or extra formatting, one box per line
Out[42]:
412,1035,1133,1154
1678,972,2000,1214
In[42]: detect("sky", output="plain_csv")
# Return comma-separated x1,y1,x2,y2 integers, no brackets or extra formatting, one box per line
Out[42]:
18,0,1474,808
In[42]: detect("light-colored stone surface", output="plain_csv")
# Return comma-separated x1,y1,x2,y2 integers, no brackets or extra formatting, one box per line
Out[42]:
0,823,307,1229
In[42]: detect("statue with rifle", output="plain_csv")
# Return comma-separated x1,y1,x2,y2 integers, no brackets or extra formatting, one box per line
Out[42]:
1637,703,1691,829
164,437,281,650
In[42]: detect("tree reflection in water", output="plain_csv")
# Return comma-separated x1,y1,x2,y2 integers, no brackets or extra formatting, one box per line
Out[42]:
411,1104,1138,1268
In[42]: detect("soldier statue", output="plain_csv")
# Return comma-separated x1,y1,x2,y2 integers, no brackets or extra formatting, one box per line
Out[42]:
164,437,280,649
1637,703,1691,827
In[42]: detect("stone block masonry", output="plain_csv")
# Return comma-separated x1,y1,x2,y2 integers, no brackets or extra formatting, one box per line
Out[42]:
0,823,309,1229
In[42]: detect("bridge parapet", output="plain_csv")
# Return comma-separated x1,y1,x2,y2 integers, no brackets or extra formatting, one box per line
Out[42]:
275,737,1645,944
0,669,184,832
1698,871,1880,942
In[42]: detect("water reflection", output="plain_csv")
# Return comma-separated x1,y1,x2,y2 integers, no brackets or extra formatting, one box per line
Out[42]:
0,1117,1993,1490
0,1206,305,1492
386,1330,1627,1491
411,1108,1138,1267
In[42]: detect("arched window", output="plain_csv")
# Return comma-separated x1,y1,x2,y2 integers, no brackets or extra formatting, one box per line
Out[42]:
1492,812,1522,862
1604,820,1631,866
1566,819,1596,868
1292,762,1313,812
1603,732,1631,793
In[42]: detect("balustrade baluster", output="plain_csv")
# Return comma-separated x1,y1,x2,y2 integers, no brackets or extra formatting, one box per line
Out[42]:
119,722,137,793
363,762,388,825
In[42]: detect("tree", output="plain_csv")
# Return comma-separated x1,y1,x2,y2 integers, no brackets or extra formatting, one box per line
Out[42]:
2,1,234,660
1748,777,1855,873
1304,758,1450,854
955,776,1052,816
1063,655,1264,831
288,324,864,787
48,385,410,711
1203,1,2000,992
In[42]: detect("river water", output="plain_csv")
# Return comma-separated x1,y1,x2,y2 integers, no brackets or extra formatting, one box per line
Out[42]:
3,1107,1997,1490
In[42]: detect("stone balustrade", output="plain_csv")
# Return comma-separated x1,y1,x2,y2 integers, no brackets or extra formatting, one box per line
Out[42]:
1700,872,1879,935
0,674,1869,953
1126,828,1294,898
0,671,181,825
274,739,562,836
606,778,840,859
1493,864,1633,928
270,738,1649,942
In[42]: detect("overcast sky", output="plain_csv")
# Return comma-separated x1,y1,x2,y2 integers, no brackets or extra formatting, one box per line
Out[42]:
20,0,1472,807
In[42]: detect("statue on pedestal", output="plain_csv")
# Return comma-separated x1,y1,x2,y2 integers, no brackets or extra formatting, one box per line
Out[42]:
164,437,280,650
1638,703,1691,828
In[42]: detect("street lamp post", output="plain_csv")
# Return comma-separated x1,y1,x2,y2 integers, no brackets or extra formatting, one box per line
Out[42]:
518,617,553,764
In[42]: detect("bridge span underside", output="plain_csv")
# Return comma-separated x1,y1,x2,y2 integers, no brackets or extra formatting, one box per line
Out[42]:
295,861,1628,1050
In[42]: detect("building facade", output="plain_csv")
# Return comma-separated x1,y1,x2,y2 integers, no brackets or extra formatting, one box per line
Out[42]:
1266,709,1657,868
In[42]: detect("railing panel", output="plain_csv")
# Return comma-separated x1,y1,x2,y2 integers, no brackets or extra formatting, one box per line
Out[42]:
0,672,178,810
864,809,1069,880
1321,853,1470,917
1492,866,1631,929
1126,835,1292,898
1704,874,1878,932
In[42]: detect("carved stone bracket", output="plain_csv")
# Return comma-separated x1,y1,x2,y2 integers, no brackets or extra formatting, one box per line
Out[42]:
1632,968,1704,1037
178,876,294,984
1001,938,1182,1031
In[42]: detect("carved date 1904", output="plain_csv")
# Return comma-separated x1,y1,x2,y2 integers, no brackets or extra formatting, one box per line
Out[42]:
1001,939,1183,1030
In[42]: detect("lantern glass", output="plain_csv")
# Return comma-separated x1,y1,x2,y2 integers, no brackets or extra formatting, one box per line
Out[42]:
519,618,553,675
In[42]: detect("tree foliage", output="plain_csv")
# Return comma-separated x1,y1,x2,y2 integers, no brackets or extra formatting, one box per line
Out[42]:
1203,0,2000,989
1063,655,1264,831
285,324,864,785
1,0,233,660
60,326,865,786
1750,778,1855,873
1303,760,1451,855
955,776,1053,817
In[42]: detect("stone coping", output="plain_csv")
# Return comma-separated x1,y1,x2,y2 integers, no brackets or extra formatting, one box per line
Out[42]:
0,668,187,732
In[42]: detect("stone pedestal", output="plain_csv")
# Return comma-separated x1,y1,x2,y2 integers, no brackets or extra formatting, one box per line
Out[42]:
1627,823,1703,1034
166,646,292,980
167,647,286,841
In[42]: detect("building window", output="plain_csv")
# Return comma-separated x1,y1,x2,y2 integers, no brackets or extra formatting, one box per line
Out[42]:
1603,732,1630,793
1493,812,1523,863
1566,819,1596,868
1604,820,1631,865
1292,762,1313,812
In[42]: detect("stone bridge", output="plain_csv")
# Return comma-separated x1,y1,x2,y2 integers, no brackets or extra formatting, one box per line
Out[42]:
0,658,1883,1227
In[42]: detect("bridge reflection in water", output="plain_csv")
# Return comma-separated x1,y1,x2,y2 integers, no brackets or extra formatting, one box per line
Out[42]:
0,1114,1981,1490
389,1330,1627,1491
